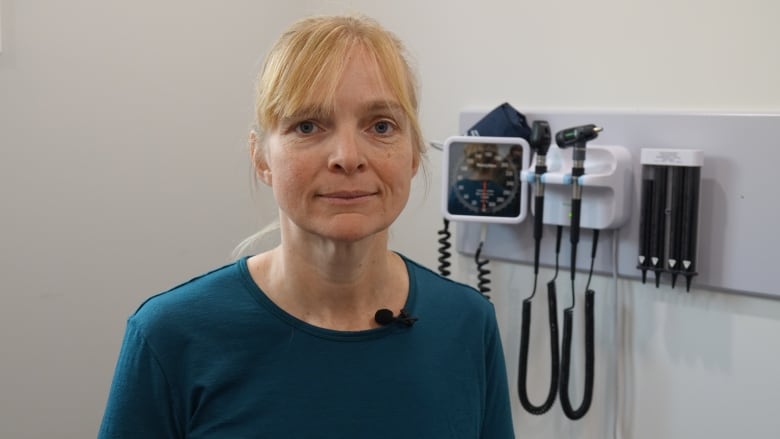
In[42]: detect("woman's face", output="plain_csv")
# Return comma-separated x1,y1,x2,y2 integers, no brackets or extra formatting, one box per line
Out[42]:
258,46,419,243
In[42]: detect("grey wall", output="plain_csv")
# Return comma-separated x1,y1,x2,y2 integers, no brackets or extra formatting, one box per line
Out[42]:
0,1,294,437
1,0,779,438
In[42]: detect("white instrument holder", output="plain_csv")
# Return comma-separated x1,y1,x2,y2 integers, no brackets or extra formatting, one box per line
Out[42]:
522,144,633,230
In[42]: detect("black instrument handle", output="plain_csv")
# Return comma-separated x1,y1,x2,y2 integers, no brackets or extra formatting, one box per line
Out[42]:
570,198,582,281
533,195,544,274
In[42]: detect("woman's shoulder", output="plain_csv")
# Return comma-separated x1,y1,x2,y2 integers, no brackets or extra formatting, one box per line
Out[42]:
400,254,494,311
399,255,500,342
128,258,253,335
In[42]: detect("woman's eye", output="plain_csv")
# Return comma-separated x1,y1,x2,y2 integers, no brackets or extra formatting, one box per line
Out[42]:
373,120,394,135
296,121,317,134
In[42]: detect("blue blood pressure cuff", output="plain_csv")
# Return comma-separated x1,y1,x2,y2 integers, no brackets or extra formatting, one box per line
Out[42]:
466,102,532,139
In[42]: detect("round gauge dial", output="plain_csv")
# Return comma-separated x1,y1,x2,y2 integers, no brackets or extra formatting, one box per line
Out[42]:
450,145,521,217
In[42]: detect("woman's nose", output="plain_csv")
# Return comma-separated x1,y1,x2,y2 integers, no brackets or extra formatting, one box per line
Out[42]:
328,130,366,174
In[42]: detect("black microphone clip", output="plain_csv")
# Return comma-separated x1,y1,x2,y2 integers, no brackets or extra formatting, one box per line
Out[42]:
374,308,418,327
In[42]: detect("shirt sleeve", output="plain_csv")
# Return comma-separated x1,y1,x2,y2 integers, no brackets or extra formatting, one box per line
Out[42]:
481,312,516,439
98,318,183,439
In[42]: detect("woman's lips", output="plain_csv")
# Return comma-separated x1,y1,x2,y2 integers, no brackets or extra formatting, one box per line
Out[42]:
319,191,376,199
317,191,378,205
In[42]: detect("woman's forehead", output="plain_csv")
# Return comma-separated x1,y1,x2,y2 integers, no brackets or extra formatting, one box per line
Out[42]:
283,49,400,118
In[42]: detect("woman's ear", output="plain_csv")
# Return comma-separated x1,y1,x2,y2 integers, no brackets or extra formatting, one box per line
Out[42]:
249,130,272,186
411,139,422,177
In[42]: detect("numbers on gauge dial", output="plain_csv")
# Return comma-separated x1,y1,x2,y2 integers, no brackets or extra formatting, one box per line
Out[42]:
452,149,519,214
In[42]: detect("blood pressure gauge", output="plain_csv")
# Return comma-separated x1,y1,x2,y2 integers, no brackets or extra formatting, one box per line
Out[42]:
441,136,530,224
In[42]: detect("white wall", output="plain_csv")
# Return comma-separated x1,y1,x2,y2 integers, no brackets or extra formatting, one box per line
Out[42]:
1,0,778,438
0,1,295,437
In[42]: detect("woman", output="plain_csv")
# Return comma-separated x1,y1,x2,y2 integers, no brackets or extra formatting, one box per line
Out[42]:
99,15,514,438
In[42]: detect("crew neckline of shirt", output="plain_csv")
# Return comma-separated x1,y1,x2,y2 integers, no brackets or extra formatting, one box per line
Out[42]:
236,253,418,341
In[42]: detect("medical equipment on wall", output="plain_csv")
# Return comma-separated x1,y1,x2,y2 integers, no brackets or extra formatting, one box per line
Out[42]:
516,121,559,412
442,136,530,223
637,149,703,291
464,102,533,139
437,219,453,277
515,122,633,420
440,105,637,421
553,124,602,420
439,135,531,299
432,102,531,296
436,103,533,301
516,120,561,415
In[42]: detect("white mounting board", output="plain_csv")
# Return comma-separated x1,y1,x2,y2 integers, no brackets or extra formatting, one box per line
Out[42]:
455,109,780,300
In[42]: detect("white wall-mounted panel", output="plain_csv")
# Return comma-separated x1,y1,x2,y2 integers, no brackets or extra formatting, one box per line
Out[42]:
456,109,780,300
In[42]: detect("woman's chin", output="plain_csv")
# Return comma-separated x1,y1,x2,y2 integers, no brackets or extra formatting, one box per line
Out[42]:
316,217,391,243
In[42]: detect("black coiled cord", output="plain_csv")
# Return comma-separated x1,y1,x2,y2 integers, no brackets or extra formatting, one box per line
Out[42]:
517,226,563,415
437,219,452,277
474,241,491,300
559,229,599,420
517,279,560,414
559,290,595,420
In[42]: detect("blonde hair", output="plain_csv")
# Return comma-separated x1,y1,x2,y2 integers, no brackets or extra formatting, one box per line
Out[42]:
254,14,425,161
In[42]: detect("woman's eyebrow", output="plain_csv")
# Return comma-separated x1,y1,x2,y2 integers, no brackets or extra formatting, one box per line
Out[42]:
281,105,330,123
360,100,404,115
281,101,403,124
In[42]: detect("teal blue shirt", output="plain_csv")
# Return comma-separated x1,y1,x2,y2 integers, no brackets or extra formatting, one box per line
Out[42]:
99,255,515,438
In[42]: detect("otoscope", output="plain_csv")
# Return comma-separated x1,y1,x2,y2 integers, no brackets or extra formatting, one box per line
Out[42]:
517,120,560,415
556,124,602,274
530,121,552,273
555,123,601,420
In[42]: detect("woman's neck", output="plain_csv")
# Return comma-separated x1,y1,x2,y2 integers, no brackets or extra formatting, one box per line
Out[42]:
248,230,408,330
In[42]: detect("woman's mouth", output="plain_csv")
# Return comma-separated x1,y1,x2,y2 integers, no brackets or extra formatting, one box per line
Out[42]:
318,191,377,203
